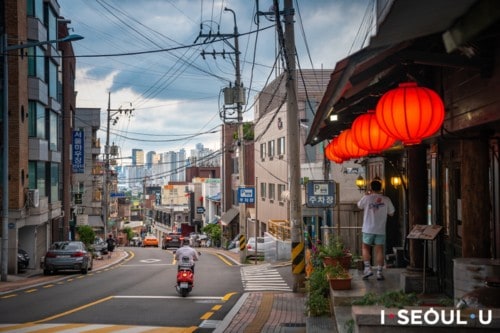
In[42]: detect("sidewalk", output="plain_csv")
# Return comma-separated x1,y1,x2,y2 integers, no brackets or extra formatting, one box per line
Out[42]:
212,248,308,333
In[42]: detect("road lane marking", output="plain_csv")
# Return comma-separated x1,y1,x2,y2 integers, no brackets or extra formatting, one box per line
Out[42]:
200,311,214,320
0,324,199,332
114,295,224,300
214,253,234,266
32,296,113,324
222,292,237,301
212,304,222,311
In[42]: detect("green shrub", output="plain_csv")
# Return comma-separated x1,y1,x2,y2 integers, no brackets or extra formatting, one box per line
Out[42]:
305,265,331,317
76,225,95,248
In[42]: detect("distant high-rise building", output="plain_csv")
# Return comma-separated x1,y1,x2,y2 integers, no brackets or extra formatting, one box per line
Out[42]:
146,151,159,169
132,149,144,166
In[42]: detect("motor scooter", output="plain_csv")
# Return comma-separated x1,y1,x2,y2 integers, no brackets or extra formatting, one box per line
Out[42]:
176,256,194,297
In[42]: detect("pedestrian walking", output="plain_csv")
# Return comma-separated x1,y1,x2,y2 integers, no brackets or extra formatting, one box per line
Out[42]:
357,179,395,280
106,234,116,259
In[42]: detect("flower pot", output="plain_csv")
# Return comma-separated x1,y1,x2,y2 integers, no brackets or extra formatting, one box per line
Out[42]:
327,274,352,290
323,253,352,270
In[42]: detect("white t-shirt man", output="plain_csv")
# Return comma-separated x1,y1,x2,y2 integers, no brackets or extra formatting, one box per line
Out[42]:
357,193,395,235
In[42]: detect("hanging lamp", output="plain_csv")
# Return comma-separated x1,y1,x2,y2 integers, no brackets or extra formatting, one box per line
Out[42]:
325,141,343,164
375,82,445,145
351,110,396,153
337,129,369,159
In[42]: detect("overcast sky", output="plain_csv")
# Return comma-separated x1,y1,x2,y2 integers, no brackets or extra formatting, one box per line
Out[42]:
59,0,373,163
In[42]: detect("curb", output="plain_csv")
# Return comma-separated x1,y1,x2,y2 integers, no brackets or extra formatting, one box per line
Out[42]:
213,292,250,333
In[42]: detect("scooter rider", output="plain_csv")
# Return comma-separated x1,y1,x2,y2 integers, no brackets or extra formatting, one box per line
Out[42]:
174,241,199,273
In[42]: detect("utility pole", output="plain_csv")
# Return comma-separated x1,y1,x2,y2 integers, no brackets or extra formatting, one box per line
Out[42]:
282,0,305,292
103,92,133,237
197,8,247,263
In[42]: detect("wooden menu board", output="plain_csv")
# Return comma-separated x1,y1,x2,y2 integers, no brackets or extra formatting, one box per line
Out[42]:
407,224,443,240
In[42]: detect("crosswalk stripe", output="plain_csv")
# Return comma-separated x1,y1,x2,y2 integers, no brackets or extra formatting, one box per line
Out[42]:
241,264,292,292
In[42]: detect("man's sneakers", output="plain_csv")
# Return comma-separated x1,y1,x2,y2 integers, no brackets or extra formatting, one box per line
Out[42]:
362,267,385,280
362,268,373,280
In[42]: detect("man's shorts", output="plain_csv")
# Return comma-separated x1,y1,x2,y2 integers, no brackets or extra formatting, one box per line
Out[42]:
362,233,385,246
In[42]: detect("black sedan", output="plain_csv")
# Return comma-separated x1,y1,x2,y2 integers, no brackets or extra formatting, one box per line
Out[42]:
42,241,93,275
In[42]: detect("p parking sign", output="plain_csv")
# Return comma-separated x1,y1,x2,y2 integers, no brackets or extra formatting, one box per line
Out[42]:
306,181,335,208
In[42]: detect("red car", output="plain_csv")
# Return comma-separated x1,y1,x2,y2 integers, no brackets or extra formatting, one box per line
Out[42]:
163,232,184,249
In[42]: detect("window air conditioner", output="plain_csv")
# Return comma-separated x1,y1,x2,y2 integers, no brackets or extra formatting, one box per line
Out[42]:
28,189,40,208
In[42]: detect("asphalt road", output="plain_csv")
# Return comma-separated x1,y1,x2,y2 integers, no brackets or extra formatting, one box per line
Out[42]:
0,247,243,331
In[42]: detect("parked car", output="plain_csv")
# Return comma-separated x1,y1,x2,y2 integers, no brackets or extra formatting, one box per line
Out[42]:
130,236,142,247
163,232,184,249
142,235,159,247
42,241,93,275
246,236,276,257
92,237,108,255
17,249,30,271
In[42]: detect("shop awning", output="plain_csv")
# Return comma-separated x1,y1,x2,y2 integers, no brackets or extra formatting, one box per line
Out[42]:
88,216,104,228
208,192,221,202
220,208,239,226
305,0,489,146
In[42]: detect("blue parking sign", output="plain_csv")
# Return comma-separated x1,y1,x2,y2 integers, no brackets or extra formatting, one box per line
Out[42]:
238,187,255,204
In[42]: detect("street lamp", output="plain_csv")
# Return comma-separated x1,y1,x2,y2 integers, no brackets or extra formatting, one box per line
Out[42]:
1,33,83,281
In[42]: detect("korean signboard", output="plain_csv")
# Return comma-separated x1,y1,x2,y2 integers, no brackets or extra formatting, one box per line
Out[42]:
306,181,335,208
238,187,255,204
72,130,84,173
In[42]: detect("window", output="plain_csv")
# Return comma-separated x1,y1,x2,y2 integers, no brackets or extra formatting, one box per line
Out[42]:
48,60,58,100
260,182,266,199
260,143,266,160
27,0,44,19
49,111,58,151
269,183,276,201
277,137,285,156
268,140,275,158
278,184,286,202
50,163,59,202
28,161,46,197
27,45,45,79
45,4,57,41
28,102,46,139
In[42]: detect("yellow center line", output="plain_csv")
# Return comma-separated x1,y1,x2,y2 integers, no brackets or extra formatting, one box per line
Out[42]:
200,311,214,320
0,294,17,299
32,296,113,324
215,253,233,266
211,304,222,311
25,288,38,293
222,292,237,301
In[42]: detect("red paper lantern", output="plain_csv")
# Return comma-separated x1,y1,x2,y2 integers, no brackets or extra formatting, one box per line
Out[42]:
351,110,396,153
337,129,369,159
330,136,350,161
375,82,444,145
325,141,343,164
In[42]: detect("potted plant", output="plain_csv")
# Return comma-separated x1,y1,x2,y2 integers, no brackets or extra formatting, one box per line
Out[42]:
325,263,352,290
319,237,352,270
